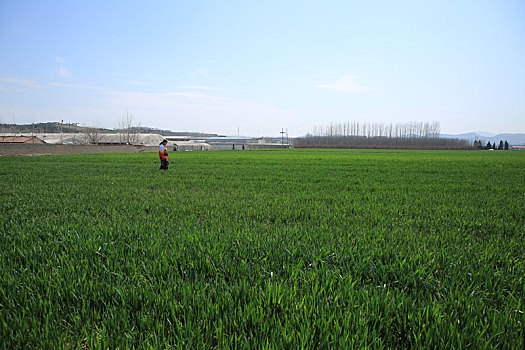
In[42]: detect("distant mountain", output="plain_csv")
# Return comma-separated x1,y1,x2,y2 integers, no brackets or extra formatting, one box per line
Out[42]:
475,131,496,137
440,132,525,145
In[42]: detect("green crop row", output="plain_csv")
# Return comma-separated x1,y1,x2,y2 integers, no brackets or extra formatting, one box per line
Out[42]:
0,149,524,348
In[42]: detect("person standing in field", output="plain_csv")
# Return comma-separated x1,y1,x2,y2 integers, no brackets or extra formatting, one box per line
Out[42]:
159,139,169,170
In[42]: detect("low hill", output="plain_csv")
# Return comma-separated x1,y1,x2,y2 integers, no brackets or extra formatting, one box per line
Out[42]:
0,123,221,137
0,122,111,134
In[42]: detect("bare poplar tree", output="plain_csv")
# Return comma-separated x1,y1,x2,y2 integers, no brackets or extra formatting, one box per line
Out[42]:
85,126,104,144
430,121,441,138
118,111,140,144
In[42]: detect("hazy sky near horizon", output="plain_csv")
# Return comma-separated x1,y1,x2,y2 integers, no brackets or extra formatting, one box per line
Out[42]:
1,0,524,136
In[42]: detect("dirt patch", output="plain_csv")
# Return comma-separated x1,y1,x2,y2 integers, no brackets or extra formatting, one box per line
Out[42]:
0,144,158,156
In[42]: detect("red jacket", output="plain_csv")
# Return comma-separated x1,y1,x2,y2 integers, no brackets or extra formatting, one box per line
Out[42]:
159,145,168,161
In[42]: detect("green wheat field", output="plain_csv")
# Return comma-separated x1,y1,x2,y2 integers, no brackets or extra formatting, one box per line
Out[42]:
1,149,524,348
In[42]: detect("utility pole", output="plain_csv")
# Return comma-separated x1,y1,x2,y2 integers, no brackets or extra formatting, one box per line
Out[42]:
280,128,285,148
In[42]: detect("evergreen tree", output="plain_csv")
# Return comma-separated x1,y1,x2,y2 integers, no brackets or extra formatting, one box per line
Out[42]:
498,140,504,150
486,141,492,149
493,142,496,150
504,141,509,150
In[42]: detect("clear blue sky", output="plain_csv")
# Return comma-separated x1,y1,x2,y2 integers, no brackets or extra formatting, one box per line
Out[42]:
1,0,524,136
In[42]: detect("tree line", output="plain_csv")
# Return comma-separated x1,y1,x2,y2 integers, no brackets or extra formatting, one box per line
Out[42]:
309,121,441,139
296,121,472,149
473,140,509,150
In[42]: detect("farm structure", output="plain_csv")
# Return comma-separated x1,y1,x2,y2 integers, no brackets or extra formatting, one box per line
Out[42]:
205,137,292,150
171,141,211,151
165,136,292,151
0,136,45,144
0,133,165,146
1,133,291,150
0,134,292,156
